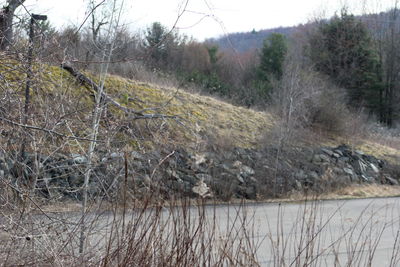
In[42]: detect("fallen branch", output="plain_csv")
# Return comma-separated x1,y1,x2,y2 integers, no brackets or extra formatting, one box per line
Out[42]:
61,62,177,120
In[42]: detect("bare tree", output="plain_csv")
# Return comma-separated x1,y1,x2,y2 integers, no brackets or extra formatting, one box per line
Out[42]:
0,0,26,50
78,0,124,254
84,0,108,67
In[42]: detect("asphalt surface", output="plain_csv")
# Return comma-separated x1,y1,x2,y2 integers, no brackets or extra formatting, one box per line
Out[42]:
82,197,400,266
3,197,400,266
206,197,400,266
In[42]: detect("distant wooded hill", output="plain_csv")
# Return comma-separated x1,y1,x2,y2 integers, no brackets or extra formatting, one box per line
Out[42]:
205,26,297,52
206,9,398,53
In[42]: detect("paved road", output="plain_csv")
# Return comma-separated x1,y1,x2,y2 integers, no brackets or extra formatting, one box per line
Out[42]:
80,197,400,266
72,197,400,266
205,197,400,266
3,197,400,266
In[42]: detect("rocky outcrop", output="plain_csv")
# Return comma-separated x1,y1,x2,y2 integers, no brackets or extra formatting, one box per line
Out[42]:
0,144,398,200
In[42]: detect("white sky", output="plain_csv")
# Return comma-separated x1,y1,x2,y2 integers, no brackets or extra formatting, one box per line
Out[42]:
19,0,398,40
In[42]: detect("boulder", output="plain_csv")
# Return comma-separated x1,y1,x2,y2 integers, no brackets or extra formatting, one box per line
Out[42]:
240,165,255,178
321,148,334,157
312,154,331,164
192,179,212,198
236,174,245,184
71,154,87,164
195,173,212,183
370,163,380,174
385,176,399,185
343,167,354,176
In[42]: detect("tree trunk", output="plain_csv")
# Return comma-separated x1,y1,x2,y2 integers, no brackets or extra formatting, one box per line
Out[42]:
0,0,25,50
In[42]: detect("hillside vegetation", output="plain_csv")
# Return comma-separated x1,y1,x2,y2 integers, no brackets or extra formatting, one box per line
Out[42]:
2,58,398,158
0,59,272,151
1,57,400,201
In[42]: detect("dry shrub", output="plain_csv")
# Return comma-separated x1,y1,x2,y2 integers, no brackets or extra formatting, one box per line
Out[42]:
266,32,373,149
366,122,400,151
268,52,366,147
310,88,349,134
205,129,236,152
383,160,400,181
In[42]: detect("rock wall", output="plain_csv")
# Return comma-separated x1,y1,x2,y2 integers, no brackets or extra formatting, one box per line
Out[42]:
0,145,398,201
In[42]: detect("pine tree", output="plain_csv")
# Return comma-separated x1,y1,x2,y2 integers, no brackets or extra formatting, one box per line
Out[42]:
309,11,383,114
144,22,168,66
258,33,287,82
255,33,287,98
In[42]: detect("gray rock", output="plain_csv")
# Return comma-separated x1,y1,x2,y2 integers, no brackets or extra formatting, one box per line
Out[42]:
236,174,245,184
221,163,233,173
333,167,344,174
233,160,242,168
343,168,354,176
295,170,307,180
131,151,146,160
354,160,367,175
385,176,399,185
339,157,350,163
248,176,258,183
309,171,319,181
320,154,331,163
166,169,180,180
370,163,379,174
245,186,257,199
321,148,334,157
182,175,197,184
295,180,302,190
240,165,255,178
334,150,344,157
361,175,372,182
193,153,207,167
312,154,322,163
192,179,212,198
355,150,365,156
195,174,212,183
71,154,87,164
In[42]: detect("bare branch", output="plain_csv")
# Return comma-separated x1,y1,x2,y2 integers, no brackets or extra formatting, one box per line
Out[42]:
0,116,102,142
60,62,178,120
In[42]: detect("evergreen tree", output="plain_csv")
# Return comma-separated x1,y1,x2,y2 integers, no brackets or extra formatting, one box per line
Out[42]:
255,33,287,98
143,22,184,69
309,11,383,114
258,33,287,82
143,22,168,66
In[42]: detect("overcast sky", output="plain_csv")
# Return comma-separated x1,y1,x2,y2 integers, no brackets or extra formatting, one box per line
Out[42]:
20,0,397,40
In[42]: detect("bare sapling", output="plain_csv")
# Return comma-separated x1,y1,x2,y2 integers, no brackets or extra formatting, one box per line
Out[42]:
79,0,125,254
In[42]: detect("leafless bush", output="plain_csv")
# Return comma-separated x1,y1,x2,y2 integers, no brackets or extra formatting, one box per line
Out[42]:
310,87,350,133
268,42,365,148
365,122,400,151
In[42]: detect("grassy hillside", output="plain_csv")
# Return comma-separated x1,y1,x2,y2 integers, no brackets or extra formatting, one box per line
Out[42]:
102,75,275,148
1,58,399,162
0,59,274,153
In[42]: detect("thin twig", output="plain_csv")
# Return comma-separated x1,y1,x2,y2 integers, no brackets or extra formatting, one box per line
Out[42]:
0,116,102,142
